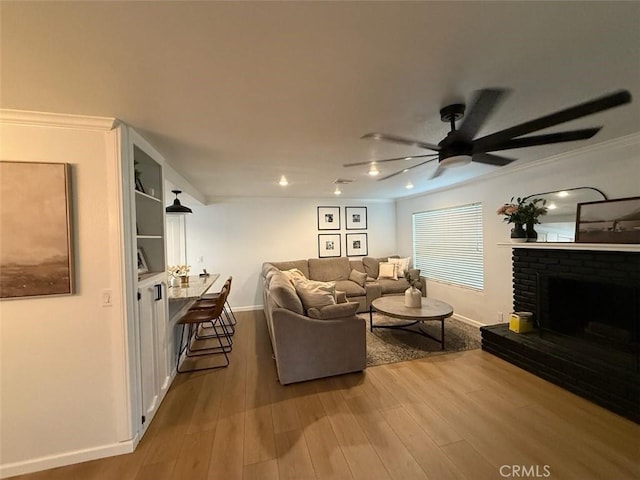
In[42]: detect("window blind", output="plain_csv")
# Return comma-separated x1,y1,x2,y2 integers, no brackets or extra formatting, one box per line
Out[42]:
413,202,484,290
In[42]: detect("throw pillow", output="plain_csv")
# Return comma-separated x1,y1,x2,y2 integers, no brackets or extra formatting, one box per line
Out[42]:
377,262,398,280
307,302,359,320
293,277,337,310
388,257,411,277
281,268,306,284
349,269,367,287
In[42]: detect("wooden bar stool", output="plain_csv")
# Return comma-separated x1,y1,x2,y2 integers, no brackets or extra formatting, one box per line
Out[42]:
177,286,231,373
190,276,236,335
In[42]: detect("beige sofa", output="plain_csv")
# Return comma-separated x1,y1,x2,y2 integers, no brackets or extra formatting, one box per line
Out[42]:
261,256,421,385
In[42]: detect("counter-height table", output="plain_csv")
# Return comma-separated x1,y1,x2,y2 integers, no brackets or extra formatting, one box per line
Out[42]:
167,274,220,327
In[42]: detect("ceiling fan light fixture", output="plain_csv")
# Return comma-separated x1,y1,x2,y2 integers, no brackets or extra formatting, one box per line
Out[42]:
334,186,342,195
440,154,472,168
405,182,414,189
166,190,192,214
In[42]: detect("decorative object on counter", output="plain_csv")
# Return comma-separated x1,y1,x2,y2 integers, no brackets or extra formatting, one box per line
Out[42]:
165,190,192,214
137,248,149,275
0,161,74,299
498,196,547,242
575,196,640,244
317,206,340,230
345,206,367,230
403,269,422,308
168,264,190,287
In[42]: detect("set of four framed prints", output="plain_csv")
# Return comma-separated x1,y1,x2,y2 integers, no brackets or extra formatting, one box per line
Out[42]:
317,206,368,258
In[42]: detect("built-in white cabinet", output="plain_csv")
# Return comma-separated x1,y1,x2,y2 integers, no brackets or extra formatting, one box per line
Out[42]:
120,127,173,441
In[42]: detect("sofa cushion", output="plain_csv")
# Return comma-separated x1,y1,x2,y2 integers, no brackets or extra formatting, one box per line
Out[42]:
307,302,359,320
308,257,351,282
377,278,412,294
349,260,366,274
378,262,398,280
293,277,337,310
362,256,380,278
270,272,305,315
349,269,367,287
334,279,366,296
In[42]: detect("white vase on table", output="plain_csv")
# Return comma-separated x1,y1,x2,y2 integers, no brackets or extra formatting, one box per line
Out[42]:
404,286,422,308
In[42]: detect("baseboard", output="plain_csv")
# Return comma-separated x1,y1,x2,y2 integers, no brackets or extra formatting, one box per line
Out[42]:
0,439,135,479
452,313,484,329
233,304,262,312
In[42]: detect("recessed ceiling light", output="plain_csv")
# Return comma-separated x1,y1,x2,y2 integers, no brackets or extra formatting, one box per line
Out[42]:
405,182,414,189
402,168,409,173
368,164,380,176
557,191,569,197
334,186,342,195
279,175,288,186
404,157,413,161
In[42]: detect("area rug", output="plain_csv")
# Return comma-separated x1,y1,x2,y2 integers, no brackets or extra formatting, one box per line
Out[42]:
364,313,481,366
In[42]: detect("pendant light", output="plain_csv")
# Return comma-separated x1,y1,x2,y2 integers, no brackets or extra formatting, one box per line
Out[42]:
166,190,192,214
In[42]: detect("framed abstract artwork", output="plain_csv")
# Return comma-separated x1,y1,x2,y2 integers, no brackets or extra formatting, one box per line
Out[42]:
575,196,640,244
346,206,367,230
317,206,340,230
0,161,74,299
318,234,341,258
346,233,368,256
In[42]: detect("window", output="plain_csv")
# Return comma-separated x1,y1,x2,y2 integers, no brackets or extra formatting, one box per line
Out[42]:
413,202,484,290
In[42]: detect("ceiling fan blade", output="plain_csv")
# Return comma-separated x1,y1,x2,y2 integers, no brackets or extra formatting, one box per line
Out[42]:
429,164,446,180
361,132,440,151
476,128,601,153
473,90,631,151
472,153,515,166
343,153,437,168
377,158,436,181
456,88,509,141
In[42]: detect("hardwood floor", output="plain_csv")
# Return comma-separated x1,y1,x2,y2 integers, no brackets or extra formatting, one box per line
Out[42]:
14,310,640,480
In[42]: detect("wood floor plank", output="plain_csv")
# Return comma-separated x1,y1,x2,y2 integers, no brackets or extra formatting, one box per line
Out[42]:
381,406,466,480
345,394,429,480
243,459,279,480
244,405,277,466
171,429,215,480
207,412,245,480
440,440,498,480
274,429,316,480
294,393,354,480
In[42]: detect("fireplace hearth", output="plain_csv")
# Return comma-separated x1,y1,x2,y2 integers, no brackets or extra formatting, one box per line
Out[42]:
481,246,640,423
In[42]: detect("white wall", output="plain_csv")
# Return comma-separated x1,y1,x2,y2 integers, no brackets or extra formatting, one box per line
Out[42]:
396,135,640,326
0,115,131,477
185,198,397,308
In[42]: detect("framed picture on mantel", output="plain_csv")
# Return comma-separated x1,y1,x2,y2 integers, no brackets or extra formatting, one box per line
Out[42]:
575,196,640,244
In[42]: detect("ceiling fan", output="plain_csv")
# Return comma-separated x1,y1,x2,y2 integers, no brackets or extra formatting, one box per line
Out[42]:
345,88,632,181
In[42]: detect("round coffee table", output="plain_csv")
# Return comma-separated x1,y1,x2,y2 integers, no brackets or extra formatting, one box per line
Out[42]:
370,296,454,350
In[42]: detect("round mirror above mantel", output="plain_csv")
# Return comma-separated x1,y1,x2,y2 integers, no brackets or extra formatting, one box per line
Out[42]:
522,187,607,242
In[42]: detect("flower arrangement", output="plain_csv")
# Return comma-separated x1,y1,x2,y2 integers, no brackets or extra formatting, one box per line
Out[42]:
497,197,548,225
404,269,421,289
167,265,190,277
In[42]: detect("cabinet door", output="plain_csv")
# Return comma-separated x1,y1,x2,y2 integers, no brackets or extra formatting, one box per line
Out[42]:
137,281,169,427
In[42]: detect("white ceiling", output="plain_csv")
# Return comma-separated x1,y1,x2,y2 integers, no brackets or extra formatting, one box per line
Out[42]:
1,1,639,201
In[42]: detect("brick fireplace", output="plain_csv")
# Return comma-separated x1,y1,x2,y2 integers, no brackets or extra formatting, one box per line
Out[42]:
481,244,640,422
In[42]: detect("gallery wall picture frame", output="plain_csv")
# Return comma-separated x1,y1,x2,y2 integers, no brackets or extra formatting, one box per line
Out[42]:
137,247,149,275
317,206,341,230
318,234,342,258
345,206,367,230
575,196,640,244
346,233,368,257
0,161,74,299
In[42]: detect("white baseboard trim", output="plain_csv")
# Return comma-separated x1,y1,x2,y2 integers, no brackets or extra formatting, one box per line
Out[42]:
452,313,485,329
233,304,263,312
0,440,135,479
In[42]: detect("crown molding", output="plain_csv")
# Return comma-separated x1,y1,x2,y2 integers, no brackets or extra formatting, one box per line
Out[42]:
0,109,118,131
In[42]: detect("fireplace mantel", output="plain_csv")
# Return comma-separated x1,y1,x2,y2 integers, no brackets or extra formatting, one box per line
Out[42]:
498,242,640,252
